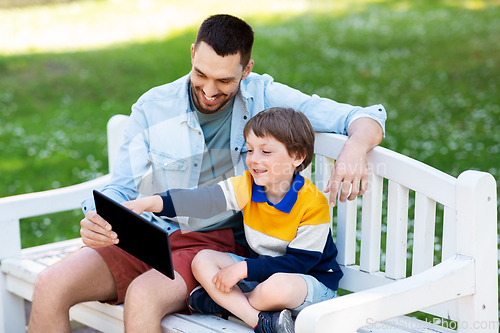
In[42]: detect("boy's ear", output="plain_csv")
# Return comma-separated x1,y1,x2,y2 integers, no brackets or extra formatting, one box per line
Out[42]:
292,154,306,168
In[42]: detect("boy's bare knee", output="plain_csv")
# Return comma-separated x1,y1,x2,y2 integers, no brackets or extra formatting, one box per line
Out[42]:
249,273,296,309
192,249,213,264
250,279,278,307
191,249,213,279
262,273,289,291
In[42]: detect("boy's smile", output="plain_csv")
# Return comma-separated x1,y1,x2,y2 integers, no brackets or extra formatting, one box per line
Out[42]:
245,131,304,204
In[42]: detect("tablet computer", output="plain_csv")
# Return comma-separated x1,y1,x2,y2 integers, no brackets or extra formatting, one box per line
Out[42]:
93,190,175,279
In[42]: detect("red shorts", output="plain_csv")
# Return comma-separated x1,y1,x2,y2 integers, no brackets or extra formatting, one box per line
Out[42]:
94,228,247,312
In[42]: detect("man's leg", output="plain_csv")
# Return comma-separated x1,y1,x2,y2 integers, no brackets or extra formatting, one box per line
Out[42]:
122,228,249,333
28,247,117,333
122,228,248,333
123,270,187,333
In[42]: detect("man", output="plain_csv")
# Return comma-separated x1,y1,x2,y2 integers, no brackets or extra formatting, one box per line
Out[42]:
28,14,386,333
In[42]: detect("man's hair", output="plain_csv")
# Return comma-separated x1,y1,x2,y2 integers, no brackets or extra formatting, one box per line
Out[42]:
243,107,315,172
195,14,254,67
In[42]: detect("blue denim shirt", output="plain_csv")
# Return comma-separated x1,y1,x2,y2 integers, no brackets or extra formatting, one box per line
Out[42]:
82,72,386,233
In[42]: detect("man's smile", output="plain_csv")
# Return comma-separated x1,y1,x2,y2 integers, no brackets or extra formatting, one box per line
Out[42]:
201,91,220,103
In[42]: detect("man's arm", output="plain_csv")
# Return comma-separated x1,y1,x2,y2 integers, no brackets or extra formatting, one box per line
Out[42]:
80,104,153,247
323,117,384,207
246,74,387,205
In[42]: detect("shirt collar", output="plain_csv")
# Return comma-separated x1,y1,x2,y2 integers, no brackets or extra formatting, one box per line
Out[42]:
251,173,305,214
239,72,256,102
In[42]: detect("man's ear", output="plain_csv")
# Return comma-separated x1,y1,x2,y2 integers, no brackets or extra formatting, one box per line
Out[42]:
190,44,195,64
242,59,254,80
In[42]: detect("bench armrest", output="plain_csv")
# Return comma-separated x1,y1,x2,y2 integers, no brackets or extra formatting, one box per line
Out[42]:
0,174,111,222
295,255,475,333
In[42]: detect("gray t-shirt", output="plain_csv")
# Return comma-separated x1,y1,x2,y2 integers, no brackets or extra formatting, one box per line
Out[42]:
188,86,244,243
192,95,235,186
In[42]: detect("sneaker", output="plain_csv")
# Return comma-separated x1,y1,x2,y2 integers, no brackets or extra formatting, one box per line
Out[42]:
254,309,294,333
188,286,231,319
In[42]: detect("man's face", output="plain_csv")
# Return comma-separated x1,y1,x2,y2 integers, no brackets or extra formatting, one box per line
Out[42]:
190,41,253,114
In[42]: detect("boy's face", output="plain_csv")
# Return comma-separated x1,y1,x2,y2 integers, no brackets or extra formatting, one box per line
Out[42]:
245,131,305,193
190,41,254,114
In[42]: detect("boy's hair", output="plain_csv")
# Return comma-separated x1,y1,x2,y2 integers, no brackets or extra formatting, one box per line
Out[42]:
243,107,315,172
194,14,254,67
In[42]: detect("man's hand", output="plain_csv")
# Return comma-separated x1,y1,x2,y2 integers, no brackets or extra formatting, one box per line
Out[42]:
323,118,383,207
323,140,369,207
212,261,247,293
80,210,119,248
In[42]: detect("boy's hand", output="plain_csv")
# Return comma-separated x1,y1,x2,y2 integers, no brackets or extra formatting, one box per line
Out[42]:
121,195,163,215
212,261,247,293
80,210,119,248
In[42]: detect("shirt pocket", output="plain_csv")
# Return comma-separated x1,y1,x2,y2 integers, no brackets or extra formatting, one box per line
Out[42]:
148,150,188,171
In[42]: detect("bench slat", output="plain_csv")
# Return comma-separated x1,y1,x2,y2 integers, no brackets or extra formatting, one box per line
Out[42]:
441,206,456,262
385,181,409,280
313,155,333,199
0,176,110,222
359,173,383,273
336,199,357,266
339,266,395,292
170,313,253,333
69,304,124,333
412,193,436,275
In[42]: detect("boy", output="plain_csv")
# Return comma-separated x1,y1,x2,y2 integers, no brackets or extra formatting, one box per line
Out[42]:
124,107,343,333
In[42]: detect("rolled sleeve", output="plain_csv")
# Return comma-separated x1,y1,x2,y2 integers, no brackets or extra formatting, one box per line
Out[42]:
81,197,96,215
345,104,387,137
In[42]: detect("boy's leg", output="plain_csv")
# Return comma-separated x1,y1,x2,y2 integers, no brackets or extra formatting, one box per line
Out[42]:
251,273,337,318
248,273,307,312
191,250,260,327
28,247,118,333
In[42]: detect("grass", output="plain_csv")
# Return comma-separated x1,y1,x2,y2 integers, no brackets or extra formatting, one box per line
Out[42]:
1,34,195,245
1,0,499,323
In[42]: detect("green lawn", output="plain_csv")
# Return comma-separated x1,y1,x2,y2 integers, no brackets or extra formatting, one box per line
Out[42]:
1,0,499,321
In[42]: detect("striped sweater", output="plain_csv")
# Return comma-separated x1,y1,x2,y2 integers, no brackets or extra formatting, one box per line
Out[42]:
157,170,343,290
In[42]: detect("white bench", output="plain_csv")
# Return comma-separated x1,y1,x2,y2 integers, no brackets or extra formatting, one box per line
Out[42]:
1,114,498,333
